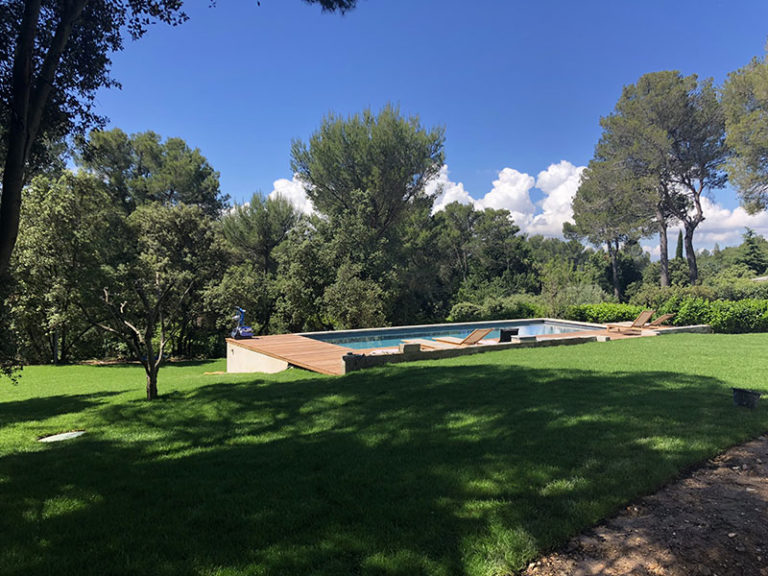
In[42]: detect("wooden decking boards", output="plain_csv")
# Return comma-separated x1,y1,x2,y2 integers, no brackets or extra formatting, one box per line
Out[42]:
227,334,353,376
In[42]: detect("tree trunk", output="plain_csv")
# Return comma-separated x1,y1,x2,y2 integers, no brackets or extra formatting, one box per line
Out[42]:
0,0,88,277
146,368,159,400
607,241,621,301
52,330,59,364
0,0,40,278
683,223,699,285
59,324,67,364
656,208,669,288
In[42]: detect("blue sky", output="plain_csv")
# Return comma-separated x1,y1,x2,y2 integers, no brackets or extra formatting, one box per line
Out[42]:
94,0,768,247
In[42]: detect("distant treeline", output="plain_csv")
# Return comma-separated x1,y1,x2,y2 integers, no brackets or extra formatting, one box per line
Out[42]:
10,107,768,367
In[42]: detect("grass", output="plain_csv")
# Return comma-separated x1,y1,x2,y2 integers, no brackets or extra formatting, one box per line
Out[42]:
1,333,767,576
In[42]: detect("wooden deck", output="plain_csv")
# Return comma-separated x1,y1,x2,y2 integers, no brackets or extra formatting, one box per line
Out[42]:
227,335,353,376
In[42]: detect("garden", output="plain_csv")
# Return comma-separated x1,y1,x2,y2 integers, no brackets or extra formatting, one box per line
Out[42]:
1,333,766,575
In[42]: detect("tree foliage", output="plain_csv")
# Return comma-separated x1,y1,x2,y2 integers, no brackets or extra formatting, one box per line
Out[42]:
291,104,445,240
77,128,227,215
10,173,118,364
722,53,768,213
84,202,222,400
0,0,189,278
597,71,728,285
568,159,652,299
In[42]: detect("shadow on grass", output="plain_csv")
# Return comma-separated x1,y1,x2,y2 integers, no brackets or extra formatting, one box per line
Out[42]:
0,391,123,428
0,363,766,576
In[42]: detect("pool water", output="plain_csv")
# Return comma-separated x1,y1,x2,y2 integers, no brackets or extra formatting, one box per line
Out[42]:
306,320,597,350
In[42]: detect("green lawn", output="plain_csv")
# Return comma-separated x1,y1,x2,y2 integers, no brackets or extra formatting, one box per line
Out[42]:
1,334,767,576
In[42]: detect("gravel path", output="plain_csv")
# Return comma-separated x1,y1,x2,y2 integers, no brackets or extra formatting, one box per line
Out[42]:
521,435,768,576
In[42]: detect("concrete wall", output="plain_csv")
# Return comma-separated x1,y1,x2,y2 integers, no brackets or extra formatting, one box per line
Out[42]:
227,342,289,374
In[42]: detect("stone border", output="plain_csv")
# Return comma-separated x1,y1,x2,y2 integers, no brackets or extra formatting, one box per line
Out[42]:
652,324,713,335
341,334,599,374
339,324,714,374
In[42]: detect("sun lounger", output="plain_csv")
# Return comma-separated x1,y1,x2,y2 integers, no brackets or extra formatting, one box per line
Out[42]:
432,328,493,346
401,338,458,351
606,310,655,335
647,313,675,327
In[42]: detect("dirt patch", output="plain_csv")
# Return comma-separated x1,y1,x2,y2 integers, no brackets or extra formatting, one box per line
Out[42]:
521,435,768,576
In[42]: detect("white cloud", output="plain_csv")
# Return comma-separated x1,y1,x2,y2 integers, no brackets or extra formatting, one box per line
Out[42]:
694,197,768,246
429,161,586,236
266,165,768,250
475,167,536,229
424,165,474,213
641,243,661,258
269,174,314,215
639,197,768,259
527,161,585,236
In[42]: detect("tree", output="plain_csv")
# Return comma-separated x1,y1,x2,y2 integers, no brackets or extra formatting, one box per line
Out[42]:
83,203,221,400
0,0,357,278
220,193,298,274
675,230,684,260
736,228,768,275
77,128,228,216
597,71,728,286
291,104,445,242
434,202,480,287
567,159,652,300
289,104,445,325
0,0,186,279
205,193,300,334
434,202,535,303
75,128,229,358
10,172,117,363
723,53,768,213
273,220,335,332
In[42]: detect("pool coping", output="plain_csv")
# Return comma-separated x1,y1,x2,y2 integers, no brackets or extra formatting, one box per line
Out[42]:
298,317,607,341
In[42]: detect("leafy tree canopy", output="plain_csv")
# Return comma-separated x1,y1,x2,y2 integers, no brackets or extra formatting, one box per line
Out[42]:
77,128,227,215
723,53,768,213
291,104,445,239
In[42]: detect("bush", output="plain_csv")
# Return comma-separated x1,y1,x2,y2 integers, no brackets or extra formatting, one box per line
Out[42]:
708,299,768,333
448,302,484,322
564,303,644,324
448,295,546,322
629,284,715,309
648,296,768,334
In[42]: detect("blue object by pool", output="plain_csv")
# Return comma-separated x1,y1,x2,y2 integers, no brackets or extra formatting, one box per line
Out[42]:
304,320,599,350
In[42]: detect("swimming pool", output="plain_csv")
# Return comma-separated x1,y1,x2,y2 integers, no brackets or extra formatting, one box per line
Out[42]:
303,319,601,350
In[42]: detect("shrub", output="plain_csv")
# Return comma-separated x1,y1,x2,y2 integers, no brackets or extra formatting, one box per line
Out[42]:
708,299,768,333
448,295,546,322
647,296,768,334
629,284,715,309
448,302,484,322
669,296,712,326
564,303,644,324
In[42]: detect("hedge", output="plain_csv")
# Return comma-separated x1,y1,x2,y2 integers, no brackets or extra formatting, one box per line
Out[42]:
566,297,768,334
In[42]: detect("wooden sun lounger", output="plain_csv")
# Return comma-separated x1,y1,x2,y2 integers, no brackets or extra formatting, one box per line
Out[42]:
647,313,675,327
433,328,493,346
606,309,655,335
435,336,497,346
401,338,458,351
